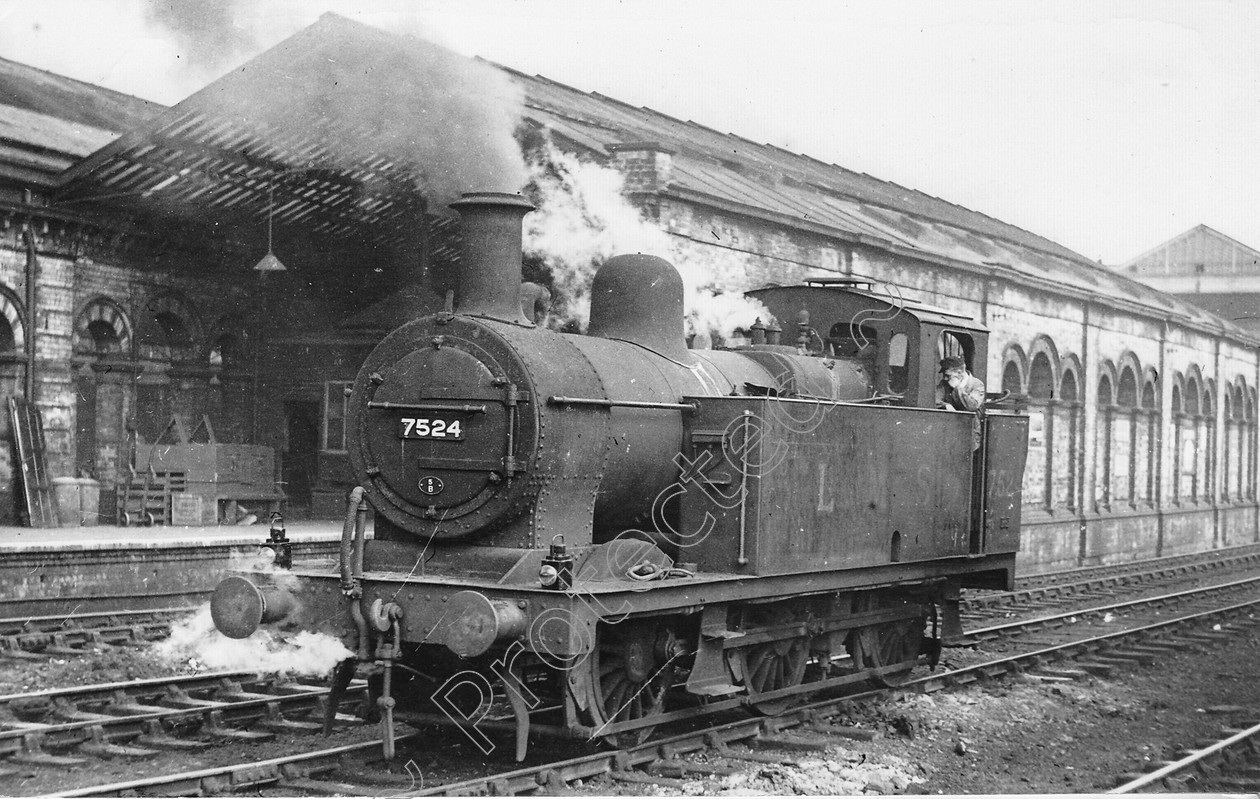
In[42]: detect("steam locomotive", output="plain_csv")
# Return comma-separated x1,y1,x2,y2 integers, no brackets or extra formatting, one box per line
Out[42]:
210,192,1029,760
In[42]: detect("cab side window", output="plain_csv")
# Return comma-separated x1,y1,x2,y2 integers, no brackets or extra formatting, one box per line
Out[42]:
887,332,908,394
827,322,877,358
937,331,974,372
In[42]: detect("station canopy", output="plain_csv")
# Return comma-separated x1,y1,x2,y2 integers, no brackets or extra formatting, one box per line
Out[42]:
52,14,485,244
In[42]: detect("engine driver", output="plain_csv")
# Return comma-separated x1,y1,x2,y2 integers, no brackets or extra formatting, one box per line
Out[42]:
936,356,986,450
935,356,985,412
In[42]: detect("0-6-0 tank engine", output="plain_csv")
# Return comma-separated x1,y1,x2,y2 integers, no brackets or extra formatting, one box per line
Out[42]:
211,192,1029,760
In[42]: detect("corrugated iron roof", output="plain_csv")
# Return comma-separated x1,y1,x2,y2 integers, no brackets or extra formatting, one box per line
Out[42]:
0,56,158,133
52,16,446,242
0,103,118,158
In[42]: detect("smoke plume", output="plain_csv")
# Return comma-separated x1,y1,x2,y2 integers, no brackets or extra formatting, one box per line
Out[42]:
145,7,526,208
522,135,771,339
143,0,258,73
290,32,527,205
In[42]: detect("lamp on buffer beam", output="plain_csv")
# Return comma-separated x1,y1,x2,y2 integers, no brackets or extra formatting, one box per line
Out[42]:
253,181,287,274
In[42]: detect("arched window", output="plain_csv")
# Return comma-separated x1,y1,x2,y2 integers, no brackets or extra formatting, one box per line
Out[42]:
1249,389,1257,500
1182,375,1202,502
1029,353,1054,399
1058,367,1081,511
73,297,129,358
1023,350,1057,512
1203,383,1216,505
135,292,199,365
1111,365,1139,505
1000,344,1026,397
1097,372,1115,510
1140,375,1159,505
1224,392,1235,502
0,289,27,358
134,292,202,443
72,297,130,483
1171,382,1184,504
1118,367,1138,406
0,316,15,353
1232,383,1248,500
1002,361,1022,395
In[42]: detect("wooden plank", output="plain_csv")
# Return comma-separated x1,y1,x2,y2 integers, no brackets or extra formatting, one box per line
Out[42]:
9,397,57,527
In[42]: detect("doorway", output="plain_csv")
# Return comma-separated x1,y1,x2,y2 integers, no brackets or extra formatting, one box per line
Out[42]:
283,400,320,515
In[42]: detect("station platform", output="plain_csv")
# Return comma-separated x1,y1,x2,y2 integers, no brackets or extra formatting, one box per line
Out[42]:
0,519,362,618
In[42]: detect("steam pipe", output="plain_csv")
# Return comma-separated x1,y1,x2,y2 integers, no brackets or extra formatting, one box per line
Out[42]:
352,494,370,659
339,486,365,594
340,487,371,660
354,493,368,580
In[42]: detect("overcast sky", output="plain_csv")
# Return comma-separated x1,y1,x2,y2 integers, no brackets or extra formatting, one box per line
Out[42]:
0,0,1256,265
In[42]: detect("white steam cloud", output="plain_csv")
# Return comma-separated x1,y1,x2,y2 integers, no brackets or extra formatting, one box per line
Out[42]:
155,548,352,677
156,606,353,677
524,136,771,340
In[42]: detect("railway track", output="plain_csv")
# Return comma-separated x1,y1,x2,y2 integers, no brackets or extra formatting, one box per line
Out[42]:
38,574,1260,797
0,607,194,660
0,590,210,622
1014,542,1260,590
0,670,371,795
964,542,1260,618
1112,712,1260,793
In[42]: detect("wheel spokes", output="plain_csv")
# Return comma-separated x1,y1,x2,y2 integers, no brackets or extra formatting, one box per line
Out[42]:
585,622,678,747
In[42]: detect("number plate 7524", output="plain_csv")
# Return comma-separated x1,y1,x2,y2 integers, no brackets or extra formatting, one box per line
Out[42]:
398,417,464,440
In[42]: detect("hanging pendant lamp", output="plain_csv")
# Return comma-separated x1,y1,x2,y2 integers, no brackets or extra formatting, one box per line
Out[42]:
253,181,287,272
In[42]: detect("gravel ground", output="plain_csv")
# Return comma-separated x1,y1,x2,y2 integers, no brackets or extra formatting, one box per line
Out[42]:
577,615,1260,795
3,614,1259,795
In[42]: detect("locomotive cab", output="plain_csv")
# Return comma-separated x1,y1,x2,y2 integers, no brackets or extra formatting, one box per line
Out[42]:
745,277,990,408
737,277,1026,584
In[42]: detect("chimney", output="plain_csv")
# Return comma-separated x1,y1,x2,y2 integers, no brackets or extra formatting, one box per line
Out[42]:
448,192,535,324
607,142,675,193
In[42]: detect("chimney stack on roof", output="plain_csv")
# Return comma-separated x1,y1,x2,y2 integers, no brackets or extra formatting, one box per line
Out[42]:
607,142,675,193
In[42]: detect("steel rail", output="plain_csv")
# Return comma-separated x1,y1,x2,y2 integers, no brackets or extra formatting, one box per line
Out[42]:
962,573,1260,642
967,544,1260,609
1011,542,1260,591
0,605,195,631
0,669,263,708
1110,718,1260,793
409,588,1260,797
0,681,347,755
0,608,194,656
54,588,1260,797
50,733,422,798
